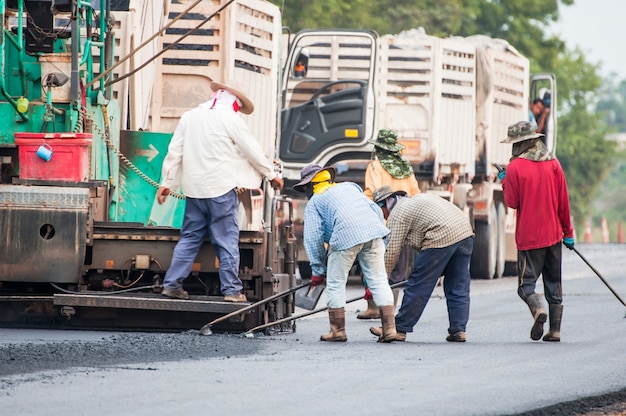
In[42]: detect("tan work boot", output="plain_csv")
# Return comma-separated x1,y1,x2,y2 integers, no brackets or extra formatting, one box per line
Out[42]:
320,308,347,342
393,288,400,308
357,299,380,319
446,331,467,342
527,293,547,341
224,293,248,303
162,288,189,300
376,305,397,343
542,304,563,342
370,326,406,341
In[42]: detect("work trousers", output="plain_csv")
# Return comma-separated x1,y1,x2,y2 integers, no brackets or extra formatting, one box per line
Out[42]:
326,238,394,309
517,242,563,305
163,190,243,296
395,237,473,335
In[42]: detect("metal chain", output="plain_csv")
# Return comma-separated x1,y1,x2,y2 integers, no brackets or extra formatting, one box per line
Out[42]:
26,14,71,39
81,107,185,200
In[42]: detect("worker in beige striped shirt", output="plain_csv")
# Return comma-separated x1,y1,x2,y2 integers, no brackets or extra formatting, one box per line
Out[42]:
370,189,474,343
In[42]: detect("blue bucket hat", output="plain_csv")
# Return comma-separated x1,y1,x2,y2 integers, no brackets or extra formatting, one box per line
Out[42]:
293,164,336,193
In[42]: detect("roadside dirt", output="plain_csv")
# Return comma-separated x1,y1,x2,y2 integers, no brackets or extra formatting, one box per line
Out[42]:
513,388,626,415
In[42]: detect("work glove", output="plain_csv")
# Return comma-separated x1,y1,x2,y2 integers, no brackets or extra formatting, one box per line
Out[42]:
563,237,575,250
310,275,326,286
363,288,373,300
497,170,506,181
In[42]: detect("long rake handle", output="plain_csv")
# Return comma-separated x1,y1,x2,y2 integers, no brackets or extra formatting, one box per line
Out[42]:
200,281,311,332
245,280,408,335
572,247,626,308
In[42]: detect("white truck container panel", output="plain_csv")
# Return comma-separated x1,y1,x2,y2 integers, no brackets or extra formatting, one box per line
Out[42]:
149,0,281,157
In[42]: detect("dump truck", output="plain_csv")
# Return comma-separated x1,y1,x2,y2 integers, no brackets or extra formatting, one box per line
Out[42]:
277,28,557,280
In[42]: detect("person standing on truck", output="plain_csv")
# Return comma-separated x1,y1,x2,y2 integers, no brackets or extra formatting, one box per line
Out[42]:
358,128,420,320
499,120,573,342
293,163,397,343
369,187,474,343
529,98,550,135
156,80,284,302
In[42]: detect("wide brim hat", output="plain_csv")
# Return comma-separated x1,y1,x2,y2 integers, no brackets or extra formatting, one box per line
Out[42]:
293,164,336,193
372,185,408,204
368,128,405,152
210,80,254,114
501,120,544,144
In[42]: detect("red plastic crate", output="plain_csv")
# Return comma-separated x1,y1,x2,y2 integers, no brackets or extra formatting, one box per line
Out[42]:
15,133,92,182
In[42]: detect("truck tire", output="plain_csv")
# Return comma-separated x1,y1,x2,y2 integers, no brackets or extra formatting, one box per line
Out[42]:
494,202,506,279
470,204,497,279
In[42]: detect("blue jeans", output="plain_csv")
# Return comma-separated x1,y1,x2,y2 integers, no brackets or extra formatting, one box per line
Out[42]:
396,237,473,335
163,190,243,296
326,238,394,309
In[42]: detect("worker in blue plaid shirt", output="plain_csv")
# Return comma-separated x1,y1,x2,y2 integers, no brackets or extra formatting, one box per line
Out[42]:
293,164,397,343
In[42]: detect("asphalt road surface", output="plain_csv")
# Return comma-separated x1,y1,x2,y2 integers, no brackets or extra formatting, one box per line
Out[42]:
1,244,626,416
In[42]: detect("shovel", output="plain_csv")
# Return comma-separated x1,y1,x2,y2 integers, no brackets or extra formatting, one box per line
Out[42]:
294,283,325,310
200,281,311,335
244,280,408,336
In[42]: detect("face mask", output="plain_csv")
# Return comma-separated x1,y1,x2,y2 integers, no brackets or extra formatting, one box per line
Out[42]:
305,183,314,200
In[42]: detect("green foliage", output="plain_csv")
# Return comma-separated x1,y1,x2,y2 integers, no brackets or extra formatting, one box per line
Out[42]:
596,77,626,133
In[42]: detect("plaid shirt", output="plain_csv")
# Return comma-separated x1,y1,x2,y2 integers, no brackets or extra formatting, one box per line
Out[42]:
303,182,389,276
384,193,474,273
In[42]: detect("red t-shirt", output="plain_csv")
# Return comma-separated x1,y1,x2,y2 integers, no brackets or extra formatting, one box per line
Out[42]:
502,157,574,250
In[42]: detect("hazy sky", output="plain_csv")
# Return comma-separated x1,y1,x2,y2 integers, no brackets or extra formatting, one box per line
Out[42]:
550,0,626,80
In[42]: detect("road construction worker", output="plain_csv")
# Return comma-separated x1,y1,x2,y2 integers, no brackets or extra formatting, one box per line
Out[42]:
370,186,474,342
358,128,420,320
157,80,283,302
294,164,397,343
499,120,573,342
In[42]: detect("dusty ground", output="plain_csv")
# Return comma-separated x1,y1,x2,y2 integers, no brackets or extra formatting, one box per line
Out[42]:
1,331,625,415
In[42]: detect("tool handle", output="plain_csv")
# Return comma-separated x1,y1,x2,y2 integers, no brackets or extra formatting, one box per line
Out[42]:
493,163,504,172
200,281,311,332
244,280,408,335
573,247,626,308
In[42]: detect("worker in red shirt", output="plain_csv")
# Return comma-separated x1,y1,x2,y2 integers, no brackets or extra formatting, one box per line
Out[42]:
500,120,574,342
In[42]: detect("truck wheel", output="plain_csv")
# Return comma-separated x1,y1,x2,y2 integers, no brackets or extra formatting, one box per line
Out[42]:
470,204,497,279
494,202,506,279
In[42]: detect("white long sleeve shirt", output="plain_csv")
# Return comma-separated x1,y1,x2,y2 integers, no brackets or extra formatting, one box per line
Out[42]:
160,101,277,198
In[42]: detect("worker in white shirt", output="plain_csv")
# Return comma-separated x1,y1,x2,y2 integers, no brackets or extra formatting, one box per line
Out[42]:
156,80,283,302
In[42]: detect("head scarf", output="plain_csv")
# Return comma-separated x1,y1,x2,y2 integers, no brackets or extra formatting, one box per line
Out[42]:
305,169,336,199
512,138,554,161
374,147,415,179
201,89,243,112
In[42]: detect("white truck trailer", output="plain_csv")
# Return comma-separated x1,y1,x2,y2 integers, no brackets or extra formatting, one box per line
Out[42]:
278,28,556,279
112,1,556,281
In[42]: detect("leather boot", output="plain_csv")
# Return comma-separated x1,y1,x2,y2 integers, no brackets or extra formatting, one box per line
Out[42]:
542,304,563,342
357,299,380,319
320,308,347,342
393,288,400,308
527,294,547,341
377,305,397,343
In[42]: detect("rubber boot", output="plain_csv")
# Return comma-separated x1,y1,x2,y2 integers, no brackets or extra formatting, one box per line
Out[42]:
320,308,347,342
527,294,547,341
542,304,563,342
393,288,400,309
377,305,397,343
357,299,380,320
